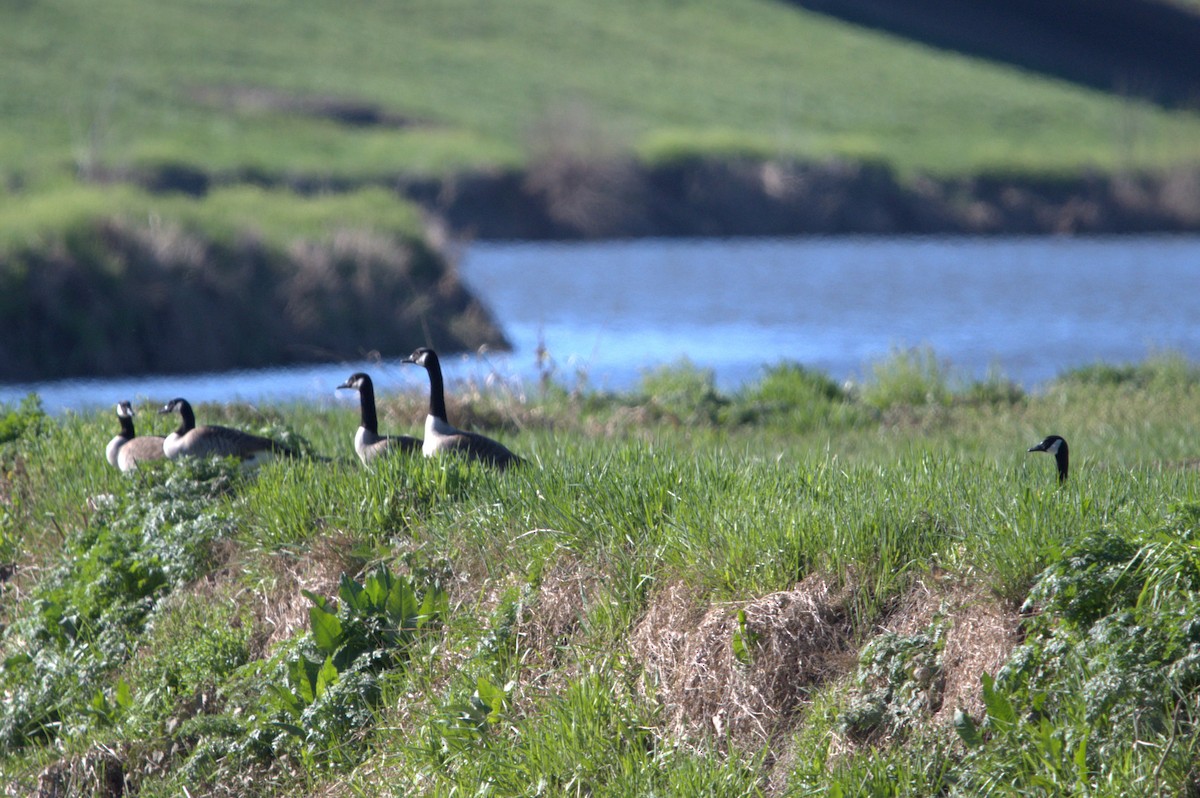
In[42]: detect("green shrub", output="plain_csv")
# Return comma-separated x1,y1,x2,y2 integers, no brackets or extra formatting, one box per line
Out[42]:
1056,351,1200,392
961,366,1025,406
0,459,238,749
861,347,952,410
0,394,47,445
175,563,448,780
841,627,944,740
638,358,728,425
731,360,872,429
954,507,1200,792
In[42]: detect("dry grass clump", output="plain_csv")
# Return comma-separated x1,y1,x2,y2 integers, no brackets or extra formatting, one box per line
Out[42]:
883,576,1021,726
35,745,126,798
252,532,363,655
520,558,601,674
631,575,854,747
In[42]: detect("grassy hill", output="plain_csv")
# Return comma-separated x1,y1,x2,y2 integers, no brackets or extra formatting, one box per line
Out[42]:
4,0,1200,186
4,354,1200,794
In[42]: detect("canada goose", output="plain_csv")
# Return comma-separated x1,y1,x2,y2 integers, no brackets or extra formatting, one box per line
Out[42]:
1028,434,1069,484
105,401,166,472
159,397,298,464
336,372,422,465
401,347,523,470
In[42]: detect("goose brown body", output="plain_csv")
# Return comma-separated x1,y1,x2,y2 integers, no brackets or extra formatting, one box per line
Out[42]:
106,401,166,472
402,347,524,470
159,398,297,464
336,372,421,464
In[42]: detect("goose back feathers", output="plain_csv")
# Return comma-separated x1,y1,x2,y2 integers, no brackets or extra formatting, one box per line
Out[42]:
159,397,298,465
402,347,523,470
337,372,421,464
106,401,166,472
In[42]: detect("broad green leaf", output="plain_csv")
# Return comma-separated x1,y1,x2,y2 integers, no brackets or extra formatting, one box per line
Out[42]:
476,676,507,722
309,603,344,653
732,609,755,665
1074,734,1089,780
115,678,133,709
416,586,444,629
269,721,306,740
339,572,367,612
981,672,1016,728
396,582,419,630
365,566,392,609
290,657,322,705
301,589,330,612
314,655,339,698
267,683,302,716
386,576,412,621
954,707,982,748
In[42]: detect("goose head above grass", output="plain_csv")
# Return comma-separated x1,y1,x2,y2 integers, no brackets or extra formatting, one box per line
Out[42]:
1028,434,1069,484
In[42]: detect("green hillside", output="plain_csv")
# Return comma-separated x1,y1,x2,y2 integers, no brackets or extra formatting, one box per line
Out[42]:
4,0,1200,185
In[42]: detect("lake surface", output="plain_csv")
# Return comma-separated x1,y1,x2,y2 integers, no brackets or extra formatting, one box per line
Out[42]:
463,235,1200,391
4,235,1198,413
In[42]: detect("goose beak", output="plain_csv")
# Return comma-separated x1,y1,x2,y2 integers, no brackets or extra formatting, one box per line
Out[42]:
158,403,173,415
336,380,353,390
1027,442,1045,453
400,355,415,364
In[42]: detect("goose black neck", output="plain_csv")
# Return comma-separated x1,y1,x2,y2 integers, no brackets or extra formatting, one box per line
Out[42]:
176,401,196,436
425,352,448,422
1056,445,1069,484
118,414,136,439
358,379,379,434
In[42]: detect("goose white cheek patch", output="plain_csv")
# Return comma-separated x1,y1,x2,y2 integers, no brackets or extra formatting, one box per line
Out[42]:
1047,439,1062,455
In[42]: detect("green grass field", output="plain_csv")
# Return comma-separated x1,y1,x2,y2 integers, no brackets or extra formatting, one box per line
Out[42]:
4,0,1200,187
3,352,1200,795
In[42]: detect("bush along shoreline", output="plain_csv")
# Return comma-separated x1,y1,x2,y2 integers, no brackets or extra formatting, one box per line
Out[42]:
0,191,508,383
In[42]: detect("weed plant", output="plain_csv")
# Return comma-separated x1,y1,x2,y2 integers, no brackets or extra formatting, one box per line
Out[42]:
2,351,1200,795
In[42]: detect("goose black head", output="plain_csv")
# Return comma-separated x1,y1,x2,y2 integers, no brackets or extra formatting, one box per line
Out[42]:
116,400,135,419
1028,434,1069,484
159,398,189,415
337,372,371,391
402,347,437,368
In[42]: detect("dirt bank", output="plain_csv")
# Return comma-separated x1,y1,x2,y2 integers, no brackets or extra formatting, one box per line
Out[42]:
397,157,1200,240
0,217,508,383
118,156,1200,241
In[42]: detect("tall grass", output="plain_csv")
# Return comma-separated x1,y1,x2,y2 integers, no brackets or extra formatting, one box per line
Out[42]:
3,353,1200,795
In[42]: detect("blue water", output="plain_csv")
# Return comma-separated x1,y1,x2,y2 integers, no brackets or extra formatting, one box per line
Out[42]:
460,235,1200,389
4,235,1198,413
